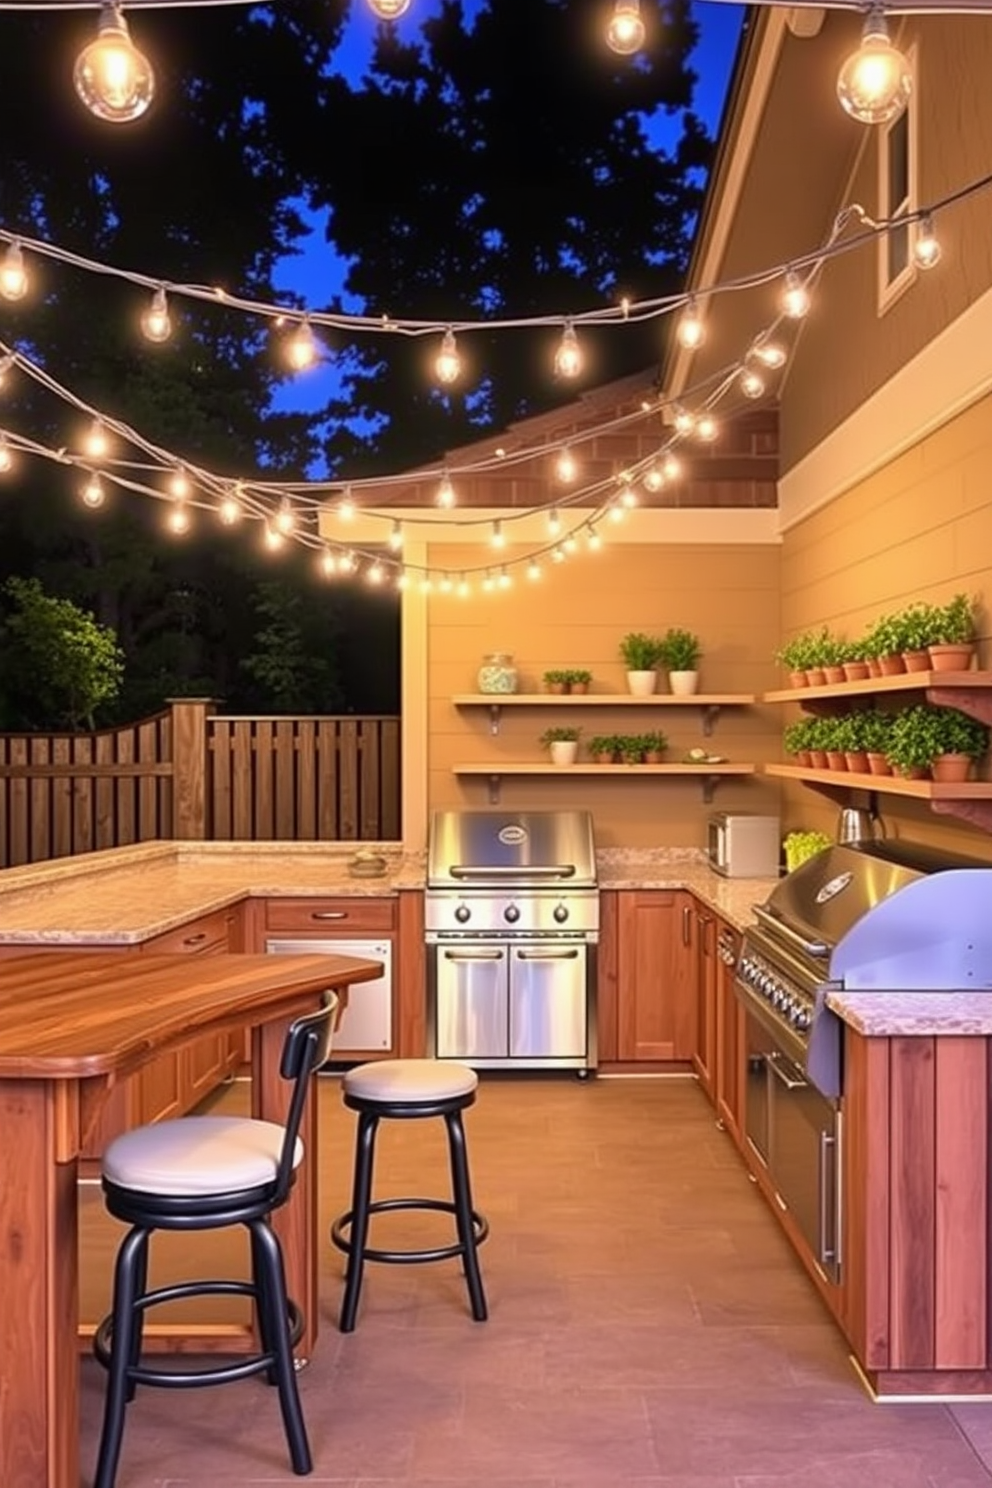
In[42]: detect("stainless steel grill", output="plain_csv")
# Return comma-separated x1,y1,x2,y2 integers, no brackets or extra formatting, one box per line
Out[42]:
425,809,599,1071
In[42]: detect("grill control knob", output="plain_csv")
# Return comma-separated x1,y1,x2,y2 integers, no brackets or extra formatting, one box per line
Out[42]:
503,903,521,924
553,903,569,924
454,903,471,924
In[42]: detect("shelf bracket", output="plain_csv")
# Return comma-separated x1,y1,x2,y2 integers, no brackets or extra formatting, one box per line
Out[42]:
484,772,502,804
926,687,992,726
701,705,720,738
486,704,502,737
702,774,719,804
931,798,992,832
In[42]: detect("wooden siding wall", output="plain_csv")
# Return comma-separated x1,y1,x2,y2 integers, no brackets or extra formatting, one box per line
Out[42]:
778,392,992,860
427,541,784,849
0,706,401,868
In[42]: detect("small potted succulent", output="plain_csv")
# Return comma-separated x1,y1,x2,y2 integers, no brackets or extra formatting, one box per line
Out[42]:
619,632,665,696
540,725,582,766
658,627,702,696
928,593,978,672
589,734,620,763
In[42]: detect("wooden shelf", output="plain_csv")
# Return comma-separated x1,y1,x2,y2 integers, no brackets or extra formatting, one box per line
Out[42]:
453,761,755,805
452,692,756,737
764,670,992,710
765,763,992,831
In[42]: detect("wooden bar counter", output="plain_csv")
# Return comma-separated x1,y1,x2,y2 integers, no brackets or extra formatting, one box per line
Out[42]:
0,949,383,1488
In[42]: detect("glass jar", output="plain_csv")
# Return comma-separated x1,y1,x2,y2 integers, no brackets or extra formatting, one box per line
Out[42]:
477,652,518,695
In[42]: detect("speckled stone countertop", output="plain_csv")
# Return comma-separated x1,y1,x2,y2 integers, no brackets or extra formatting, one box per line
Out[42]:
823,991,992,1037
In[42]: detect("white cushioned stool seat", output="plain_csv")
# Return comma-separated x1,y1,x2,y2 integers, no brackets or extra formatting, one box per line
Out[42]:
102,1115,303,1196
343,1057,478,1104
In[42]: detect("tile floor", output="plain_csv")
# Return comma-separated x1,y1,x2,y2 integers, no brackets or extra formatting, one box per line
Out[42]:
78,1072,992,1487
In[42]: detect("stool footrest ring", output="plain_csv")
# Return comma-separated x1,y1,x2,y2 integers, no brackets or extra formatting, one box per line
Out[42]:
331,1196,489,1267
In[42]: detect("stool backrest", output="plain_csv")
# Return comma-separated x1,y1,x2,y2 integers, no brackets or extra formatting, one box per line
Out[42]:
272,992,337,1204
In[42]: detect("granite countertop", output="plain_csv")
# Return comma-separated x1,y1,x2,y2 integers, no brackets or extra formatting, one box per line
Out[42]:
824,990,992,1037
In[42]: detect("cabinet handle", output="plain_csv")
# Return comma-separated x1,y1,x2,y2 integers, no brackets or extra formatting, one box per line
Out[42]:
515,948,580,961
311,910,348,921
183,932,207,946
682,905,692,946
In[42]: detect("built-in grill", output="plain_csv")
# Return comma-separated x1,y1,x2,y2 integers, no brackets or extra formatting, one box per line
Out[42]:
735,838,992,1285
424,809,599,1071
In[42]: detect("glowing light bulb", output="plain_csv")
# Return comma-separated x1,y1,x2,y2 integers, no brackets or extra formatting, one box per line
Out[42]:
367,0,411,17
491,520,505,549
781,270,811,320
275,499,295,535
547,508,562,536
677,297,705,351
420,573,434,594
166,501,190,534
696,413,719,442
436,471,456,508
662,453,682,481
837,7,911,126
167,466,189,500
587,526,602,551
319,549,337,577
0,242,28,301
74,4,155,125
388,520,404,551
527,560,542,580
397,569,411,591
457,574,470,597
285,319,318,371
0,435,12,473
219,486,243,525
367,561,385,585
555,447,578,483
619,481,638,508
263,524,285,551
338,487,356,520
438,574,453,594
551,546,565,563
914,214,941,270
673,406,695,436
753,337,787,370
643,465,664,492
608,503,625,524
740,368,765,400
498,566,512,589
141,286,172,343
562,535,578,554
81,474,106,508
84,419,110,458
434,328,461,385
606,0,645,56
553,322,582,379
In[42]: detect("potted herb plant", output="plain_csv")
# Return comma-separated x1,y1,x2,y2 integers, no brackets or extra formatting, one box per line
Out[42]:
857,709,895,775
588,734,619,763
783,717,815,766
928,593,978,672
641,729,668,763
564,668,593,694
929,707,989,781
886,704,950,778
540,725,582,766
618,734,645,765
619,632,664,696
658,627,702,696
543,668,570,695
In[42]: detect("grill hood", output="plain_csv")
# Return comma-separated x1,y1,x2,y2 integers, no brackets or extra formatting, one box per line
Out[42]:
427,810,597,890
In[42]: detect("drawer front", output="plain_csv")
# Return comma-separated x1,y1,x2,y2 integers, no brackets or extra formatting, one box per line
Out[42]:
140,908,233,955
264,897,396,934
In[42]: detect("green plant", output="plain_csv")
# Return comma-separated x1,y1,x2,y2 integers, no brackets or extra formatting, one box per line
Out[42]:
619,632,664,670
871,603,942,655
854,709,894,754
0,576,125,730
588,734,620,758
774,628,831,671
564,668,592,685
641,729,668,756
540,725,582,747
618,734,645,763
783,718,816,755
885,704,988,772
543,669,570,685
931,707,989,758
658,627,701,671
932,593,977,645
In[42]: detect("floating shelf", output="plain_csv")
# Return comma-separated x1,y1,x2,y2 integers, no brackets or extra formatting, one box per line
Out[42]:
452,693,756,737
764,671,992,712
764,763,992,832
453,761,756,805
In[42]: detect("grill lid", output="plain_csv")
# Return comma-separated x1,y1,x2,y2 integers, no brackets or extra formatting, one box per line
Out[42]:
427,809,597,889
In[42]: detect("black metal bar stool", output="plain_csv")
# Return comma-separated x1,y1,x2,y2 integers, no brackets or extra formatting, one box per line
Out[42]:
90,996,337,1488
330,1058,489,1333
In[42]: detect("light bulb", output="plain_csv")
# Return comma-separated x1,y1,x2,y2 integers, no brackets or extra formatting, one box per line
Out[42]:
367,561,385,585
436,471,455,508
84,419,110,458
0,435,12,473
740,368,765,400
498,567,512,589
673,405,695,436
527,561,541,581
643,465,664,492
274,498,295,534
547,508,562,536
457,574,470,597
438,574,453,594
619,481,638,509
696,413,719,442
388,520,404,551
914,214,941,270
481,572,495,593
141,286,172,343
319,549,337,577
753,337,787,370
397,569,411,591
551,545,565,563
555,447,577,483
781,270,811,320
338,486,356,520
74,5,155,125
837,8,911,126
167,466,189,500
420,574,434,594
367,0,411,17
677,297,705,351
0,242,28,301
434,328,461,385
553,322,582,379
285,319,318,371
587,526,602,551
491,520,505,549
608,503,625,524
606,0,645,56
81,474,106,508
562,535,578,555
166,501,190,534
663,453,681,481
263,524,285,551
219,486,243,525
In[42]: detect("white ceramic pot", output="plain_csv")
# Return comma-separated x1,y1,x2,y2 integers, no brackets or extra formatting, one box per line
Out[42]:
668,670,699,696
549,740,579,766
626,670,658,697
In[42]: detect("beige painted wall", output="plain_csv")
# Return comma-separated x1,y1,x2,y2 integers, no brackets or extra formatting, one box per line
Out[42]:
778,391,992,861
424,540,783,850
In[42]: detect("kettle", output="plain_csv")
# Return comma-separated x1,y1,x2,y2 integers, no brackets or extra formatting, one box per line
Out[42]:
836,806,886,845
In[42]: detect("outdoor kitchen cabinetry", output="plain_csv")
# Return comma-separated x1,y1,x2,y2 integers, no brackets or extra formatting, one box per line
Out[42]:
713,920,744,1148
690,904,716,1099
613,890,696,1063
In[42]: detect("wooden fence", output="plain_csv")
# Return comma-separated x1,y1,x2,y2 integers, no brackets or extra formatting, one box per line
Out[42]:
0,699,402,869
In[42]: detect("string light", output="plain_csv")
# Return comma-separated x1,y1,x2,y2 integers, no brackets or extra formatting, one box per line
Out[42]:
83,419,110,458
553,321,582,379
752,336,787,370
80,474,106,508
319,548,337,577
141,286,172,343
586,526,602,551
696,413,719,442
547,508,562,537
914,214,942,269
166,500,190,534
457,574,470,597
673,406,695,436
74,4,155,125
285,318,318,371
219,485,243,524
555,447,578,483
436,470,456,508
739,367,765,400
0,435,12,474
434,327,461,385
274,497,296,534
527,560,542,580
662,453,682,481
367,559,385,584
490,519,505,549
167,466,190,499
498,566,512,588
836,6,912,126
643,464,663,492
367,0,411,18
387,520,404,551
676,296,705,351
781,269,811,320
605,0,645,57
438,574,453,593
0,242,28,302
337,485,356,520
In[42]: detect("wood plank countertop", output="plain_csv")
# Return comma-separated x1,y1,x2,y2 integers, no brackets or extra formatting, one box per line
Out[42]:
0,950,383,1076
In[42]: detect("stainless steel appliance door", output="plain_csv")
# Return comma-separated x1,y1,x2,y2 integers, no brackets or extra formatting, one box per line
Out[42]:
767,1051,842,1282
508,944,588,1059
434,945,509,1059
743,1009,773,1167
266,937,392,1052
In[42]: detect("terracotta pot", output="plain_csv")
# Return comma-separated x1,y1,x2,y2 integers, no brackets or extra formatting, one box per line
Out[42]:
643,750,664,764
878,654,906,676
823,666,846,684
789,670,808,689
546,682,567,694
795,750,812,767
866,658,882,677
843,661,870,682
825,751,848,771
806,667,826,686
927,643,976,673
866,752,893,776
931,752,973,783
844,750,869,774
809,750,828,769
898,765,930,780
902,650,931,673
594,752,616,764
569,681,589,694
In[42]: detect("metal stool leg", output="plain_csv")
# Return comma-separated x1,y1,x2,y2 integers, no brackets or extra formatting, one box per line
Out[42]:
338,1110,380,1333
444,1109,488,1322
93,1225,146,1488
250,1218,312,1475
125,1229,149,1403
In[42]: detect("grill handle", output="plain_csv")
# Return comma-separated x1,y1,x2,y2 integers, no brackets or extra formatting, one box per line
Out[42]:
753,905,830,960
447,864,578,880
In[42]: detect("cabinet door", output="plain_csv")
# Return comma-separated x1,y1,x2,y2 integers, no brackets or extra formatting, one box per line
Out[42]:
616,891,695,1062
714,921,744,1147
692,908,717,1100
264,897,396,934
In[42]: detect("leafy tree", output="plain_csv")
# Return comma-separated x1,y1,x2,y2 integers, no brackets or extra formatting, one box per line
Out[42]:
0,576,125,730
240,579,346,714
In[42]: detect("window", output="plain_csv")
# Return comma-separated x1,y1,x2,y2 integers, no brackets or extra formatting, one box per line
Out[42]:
877,44,918,310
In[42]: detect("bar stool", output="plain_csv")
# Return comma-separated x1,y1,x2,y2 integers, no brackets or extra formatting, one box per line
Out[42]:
330,1058,489,1332
90,996,337,1488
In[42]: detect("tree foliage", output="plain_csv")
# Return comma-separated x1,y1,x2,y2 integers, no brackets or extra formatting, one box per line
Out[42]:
0,577,125,730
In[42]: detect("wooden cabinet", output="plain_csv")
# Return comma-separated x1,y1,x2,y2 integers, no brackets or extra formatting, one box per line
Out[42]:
614,890,695,1063
264,896,396,935
690,906,716,1099
713,920,744,1147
